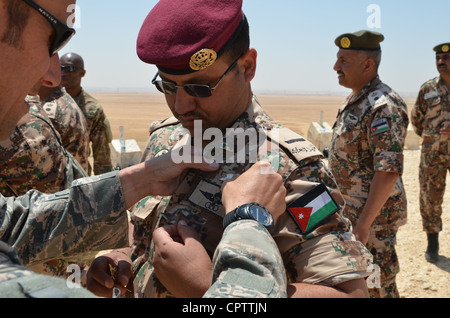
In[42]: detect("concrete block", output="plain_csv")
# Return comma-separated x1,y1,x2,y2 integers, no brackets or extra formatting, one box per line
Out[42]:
405,124,422,150
110,139,142,169
307,122,333,152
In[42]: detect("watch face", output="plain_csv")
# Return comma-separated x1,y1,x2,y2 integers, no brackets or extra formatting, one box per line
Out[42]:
249,205,272,226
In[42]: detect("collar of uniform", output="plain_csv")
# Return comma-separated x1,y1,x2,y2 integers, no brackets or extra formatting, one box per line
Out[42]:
343,75,381,109
438,76,450,95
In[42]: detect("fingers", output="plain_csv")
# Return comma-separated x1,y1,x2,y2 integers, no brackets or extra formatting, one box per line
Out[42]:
86,256,116,297
86,253,132,298
176,221,201,244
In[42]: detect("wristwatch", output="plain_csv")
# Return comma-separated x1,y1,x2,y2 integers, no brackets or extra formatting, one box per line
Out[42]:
223,202,274,229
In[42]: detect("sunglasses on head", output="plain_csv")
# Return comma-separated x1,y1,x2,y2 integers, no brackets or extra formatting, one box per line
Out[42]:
61,65,82,73
22,0,76,56
152,56,241,98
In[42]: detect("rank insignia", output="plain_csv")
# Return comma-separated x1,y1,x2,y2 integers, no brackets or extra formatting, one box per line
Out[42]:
190,48,217,71
287,184,340,234
442,45,449,53
188,179,224,216
341,37,351,49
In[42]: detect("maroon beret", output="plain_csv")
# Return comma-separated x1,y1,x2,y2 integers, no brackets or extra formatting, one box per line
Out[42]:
137,0,244,74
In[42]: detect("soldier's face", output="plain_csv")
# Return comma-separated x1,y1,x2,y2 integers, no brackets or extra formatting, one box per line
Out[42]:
159,50,256,137
0,0,75,111
436,53,449,76
333,49,368,90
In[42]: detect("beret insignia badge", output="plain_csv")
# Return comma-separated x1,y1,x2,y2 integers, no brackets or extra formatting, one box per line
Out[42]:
190,49,218,71
442,45,449,53
340,37,351,49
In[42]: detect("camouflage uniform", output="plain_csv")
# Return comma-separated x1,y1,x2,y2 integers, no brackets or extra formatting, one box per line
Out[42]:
329,76,409,298
73,88,113,175
0,102,67,197
0,171,128,267
41,87,90,173
411,77,450,234
0,241,96,298
129,96,373,298
204,220,286,298
0,172,127,297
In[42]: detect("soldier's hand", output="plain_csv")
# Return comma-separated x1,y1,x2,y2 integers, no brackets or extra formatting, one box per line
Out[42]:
221,161,287,222
152,222,212,298
86,249,132,298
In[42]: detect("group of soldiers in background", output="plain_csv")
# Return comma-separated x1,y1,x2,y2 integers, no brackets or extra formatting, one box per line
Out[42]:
1,52,113,278
0,0,448,299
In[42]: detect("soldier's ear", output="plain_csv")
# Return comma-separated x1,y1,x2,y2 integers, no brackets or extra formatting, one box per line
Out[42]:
240,48,257,83
80,69,86,78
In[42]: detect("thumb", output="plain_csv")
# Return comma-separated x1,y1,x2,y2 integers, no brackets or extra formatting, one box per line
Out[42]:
176,220,201,244
183,160,220,173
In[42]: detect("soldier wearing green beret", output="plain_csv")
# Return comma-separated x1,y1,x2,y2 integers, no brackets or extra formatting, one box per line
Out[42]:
329,30,409,298
411,42,450,263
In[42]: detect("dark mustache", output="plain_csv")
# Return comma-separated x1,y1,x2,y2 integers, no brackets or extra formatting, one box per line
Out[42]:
175,111,204,119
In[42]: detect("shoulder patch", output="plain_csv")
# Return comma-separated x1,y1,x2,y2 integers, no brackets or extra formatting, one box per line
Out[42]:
371,118,390,135
368,90,388,109
149,116,180,135
266,126,323,163
424,91,439,100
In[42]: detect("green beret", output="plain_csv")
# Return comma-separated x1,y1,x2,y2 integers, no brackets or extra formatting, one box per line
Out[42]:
335,30,384,51
433,43,450,54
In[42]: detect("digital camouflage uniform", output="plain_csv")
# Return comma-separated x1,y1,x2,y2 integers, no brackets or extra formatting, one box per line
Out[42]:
73,88,113,175
0,172,128,297
0,171,128,267
0,102,67,197
129,96,373,298
41,87,90,173
329,76,409,298
411,77,450,234
204,220,286,298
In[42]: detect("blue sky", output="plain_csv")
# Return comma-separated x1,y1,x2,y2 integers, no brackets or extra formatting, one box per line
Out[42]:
61,0,450,97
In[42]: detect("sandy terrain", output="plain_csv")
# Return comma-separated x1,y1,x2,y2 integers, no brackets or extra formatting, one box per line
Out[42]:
96,92,449,298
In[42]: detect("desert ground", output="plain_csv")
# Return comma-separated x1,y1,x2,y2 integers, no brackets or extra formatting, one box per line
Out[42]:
96,92,449,298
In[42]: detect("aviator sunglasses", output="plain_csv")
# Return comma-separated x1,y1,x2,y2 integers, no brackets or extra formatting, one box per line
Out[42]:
152,56,241,98
22,0,76,56
61,65,82,73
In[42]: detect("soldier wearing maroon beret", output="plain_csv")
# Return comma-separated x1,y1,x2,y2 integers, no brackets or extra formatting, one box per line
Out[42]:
88,0,373,298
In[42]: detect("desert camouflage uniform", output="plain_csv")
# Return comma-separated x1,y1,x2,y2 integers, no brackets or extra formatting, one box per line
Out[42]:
411,77,450,234
0,103,67,197
73,88,113,175
0,172,128,297
204,220,286,298
129,96,373,298
329,76,409,298
41,87,90,172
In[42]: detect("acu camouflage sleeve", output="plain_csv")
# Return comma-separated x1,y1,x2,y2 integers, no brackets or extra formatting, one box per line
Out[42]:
204,220,287,298
0,171,129,266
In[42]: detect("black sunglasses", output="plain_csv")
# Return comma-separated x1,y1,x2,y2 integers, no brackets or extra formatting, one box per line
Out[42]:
22,0,76,56
61,65,82,73
152,56,241,98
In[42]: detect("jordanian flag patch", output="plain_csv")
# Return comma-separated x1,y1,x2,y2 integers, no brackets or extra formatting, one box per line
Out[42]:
371,118,390,135
287,184,340,234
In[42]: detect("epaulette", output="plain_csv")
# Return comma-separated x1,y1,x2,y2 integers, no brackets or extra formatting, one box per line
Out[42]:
265,125,323,164
148,116,180,135
368,90,390,110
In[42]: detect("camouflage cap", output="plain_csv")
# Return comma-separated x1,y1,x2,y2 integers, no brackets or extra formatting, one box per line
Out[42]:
434,43,450,54
335,30,384,51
